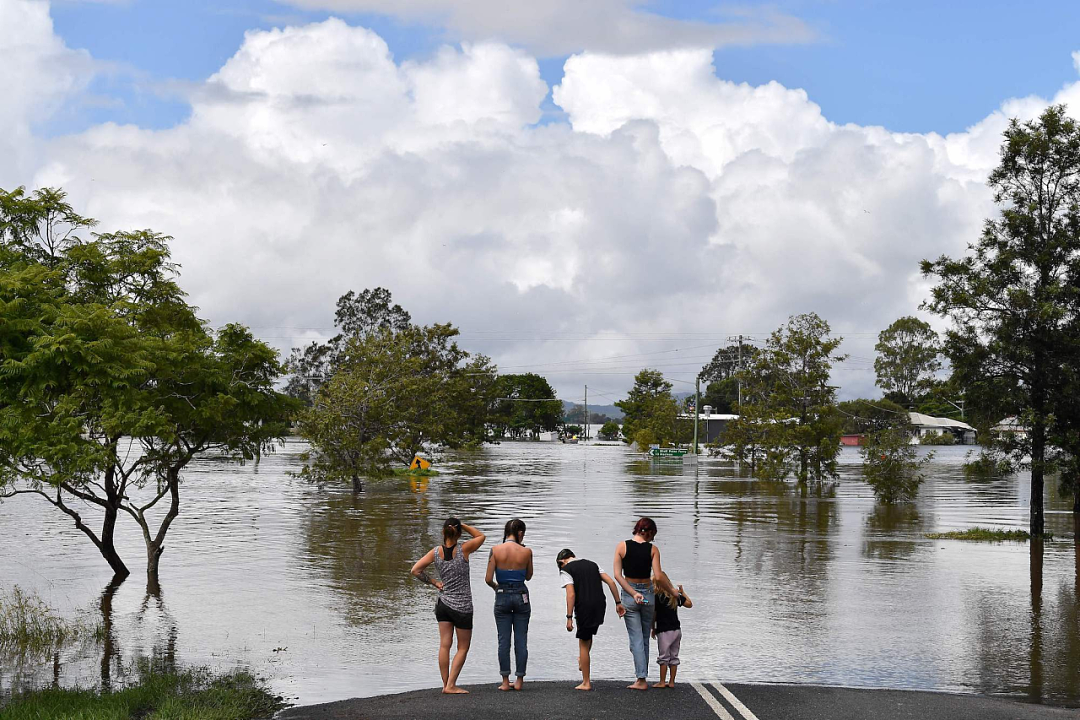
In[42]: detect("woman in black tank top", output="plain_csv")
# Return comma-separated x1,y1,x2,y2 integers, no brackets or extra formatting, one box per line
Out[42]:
612,517,677,690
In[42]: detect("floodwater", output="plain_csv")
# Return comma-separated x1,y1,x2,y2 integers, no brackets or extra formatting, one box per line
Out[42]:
1,441,1079,707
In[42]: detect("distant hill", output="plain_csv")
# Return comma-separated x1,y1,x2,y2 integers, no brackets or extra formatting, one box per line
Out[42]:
562,401,623,421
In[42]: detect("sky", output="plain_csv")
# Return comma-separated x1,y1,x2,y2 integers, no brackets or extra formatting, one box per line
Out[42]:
4,0,1080,404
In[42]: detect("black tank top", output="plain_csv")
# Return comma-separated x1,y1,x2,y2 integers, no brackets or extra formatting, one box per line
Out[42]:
623,540,653,577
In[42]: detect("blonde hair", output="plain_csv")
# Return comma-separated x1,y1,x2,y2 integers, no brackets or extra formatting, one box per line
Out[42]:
653,571,677,605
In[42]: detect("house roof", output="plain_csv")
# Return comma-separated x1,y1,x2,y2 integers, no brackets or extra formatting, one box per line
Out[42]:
908,412,975,432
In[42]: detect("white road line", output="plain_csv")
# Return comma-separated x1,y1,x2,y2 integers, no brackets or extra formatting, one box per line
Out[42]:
712,682,762,720
691,681,737,720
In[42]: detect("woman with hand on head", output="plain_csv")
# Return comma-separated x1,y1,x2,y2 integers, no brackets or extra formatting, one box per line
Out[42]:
612,516,677,691
411,517,486,694
485,518,533,691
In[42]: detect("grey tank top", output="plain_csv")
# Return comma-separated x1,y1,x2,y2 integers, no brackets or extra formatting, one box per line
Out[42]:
434,543,473,613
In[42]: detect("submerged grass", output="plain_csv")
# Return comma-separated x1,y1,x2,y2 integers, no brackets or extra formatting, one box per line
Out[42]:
0,586,90,654
925,527,1049,542
0,666,286,720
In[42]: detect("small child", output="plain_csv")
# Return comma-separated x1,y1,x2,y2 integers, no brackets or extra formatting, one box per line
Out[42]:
557,548,626,691
651,572,692,688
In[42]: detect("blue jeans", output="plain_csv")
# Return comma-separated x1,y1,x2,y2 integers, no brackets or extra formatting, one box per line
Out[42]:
621,582,655,680
494,582,531,678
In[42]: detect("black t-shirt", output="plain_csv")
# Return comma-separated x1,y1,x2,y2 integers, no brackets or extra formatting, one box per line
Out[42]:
561,559,606,628
654,592,685,633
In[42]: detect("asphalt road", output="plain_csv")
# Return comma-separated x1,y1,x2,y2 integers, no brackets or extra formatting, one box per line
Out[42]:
277,681,1080,720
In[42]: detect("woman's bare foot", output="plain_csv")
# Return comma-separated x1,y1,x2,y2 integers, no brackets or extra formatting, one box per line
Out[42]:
574,682,592,691
497,680,511,691
653,682,668,688
627,679,649,690
667,681,676,688
513,678,524,691
443,685,469,694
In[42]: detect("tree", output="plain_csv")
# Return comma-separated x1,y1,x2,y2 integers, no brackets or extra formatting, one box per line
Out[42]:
861,427,932,503
724,313,845,482
490,373,562,439
874,316,941,403
922,105,1080,537
616,369,680,449
701,377,739,414
0,187,294,581
837,398,909,435
284,288,411,405
297,322,495,487
598,421,620,441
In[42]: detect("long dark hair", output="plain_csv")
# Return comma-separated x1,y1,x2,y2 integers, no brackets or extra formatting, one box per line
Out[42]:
443,517,463,545
503,518,527,543
633,517,657,537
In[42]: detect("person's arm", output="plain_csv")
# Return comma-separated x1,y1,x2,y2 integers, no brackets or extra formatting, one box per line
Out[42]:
564,585,575,632
525,548,534,582
485,548,498,591
613,542,643,602
652,548,677,596
460,523,486,559
599,572,626,617
679,584,693,609
410,549,443,590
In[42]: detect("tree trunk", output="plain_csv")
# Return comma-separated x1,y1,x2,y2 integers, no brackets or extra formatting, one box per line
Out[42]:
144,468,181,584
352,474,363,492
99,506,130,579
1030,417,1046,538
1074,487,1079,515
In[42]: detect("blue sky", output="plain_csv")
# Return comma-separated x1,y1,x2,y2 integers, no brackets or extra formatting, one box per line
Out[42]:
48,0,1080,136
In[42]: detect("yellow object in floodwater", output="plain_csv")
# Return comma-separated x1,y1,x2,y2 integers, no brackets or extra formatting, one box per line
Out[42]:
410,456,432,471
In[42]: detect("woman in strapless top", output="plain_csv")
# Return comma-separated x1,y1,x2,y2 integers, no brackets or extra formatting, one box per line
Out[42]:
485,518,534,691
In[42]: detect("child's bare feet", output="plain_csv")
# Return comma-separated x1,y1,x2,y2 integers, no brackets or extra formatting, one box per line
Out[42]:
513,678,523,691
442,685,469,694
667,681,676,688
574,682,592,691
627,679,649,690
497,680,511,691
653,682,668,688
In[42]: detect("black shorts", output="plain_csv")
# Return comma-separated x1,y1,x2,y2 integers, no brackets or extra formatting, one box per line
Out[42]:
435,599,474,630
576,624,601,641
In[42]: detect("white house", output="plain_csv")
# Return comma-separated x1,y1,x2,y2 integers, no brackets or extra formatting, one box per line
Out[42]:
908,412,977,445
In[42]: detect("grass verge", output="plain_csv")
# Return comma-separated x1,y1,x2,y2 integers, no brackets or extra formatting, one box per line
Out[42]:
925,527,1050,542
0,666,286,720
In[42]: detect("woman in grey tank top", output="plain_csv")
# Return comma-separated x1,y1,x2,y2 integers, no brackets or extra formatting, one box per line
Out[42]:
411,517,486,694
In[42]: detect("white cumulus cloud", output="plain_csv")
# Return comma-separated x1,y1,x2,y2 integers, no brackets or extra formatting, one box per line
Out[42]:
7,1,1080,399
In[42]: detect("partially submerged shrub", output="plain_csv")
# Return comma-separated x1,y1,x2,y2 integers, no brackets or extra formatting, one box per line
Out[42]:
0,586,83,654
963,452,1015,479
861,428,933,503
920,431,956,446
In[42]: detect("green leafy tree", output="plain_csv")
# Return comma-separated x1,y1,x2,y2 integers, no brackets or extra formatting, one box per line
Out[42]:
922,105,1080,536
701,377,739,414
861,427,933,503
874,316,941,403
616,369,680,449
490,373,562,439
837,398,909,435
725,313,846,482
284,288,411,405
298,322,495,487
598,421,621,441
0,187,294,580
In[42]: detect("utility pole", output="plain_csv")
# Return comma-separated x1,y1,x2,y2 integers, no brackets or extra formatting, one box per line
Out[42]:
693,375,700,455
584,385,588,442
737,335,743,408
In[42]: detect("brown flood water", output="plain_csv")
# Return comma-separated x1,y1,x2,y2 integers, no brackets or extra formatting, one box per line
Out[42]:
1,441,1078,707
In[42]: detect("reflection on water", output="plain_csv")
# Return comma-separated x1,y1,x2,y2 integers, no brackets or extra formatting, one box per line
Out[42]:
1,442,1079,706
